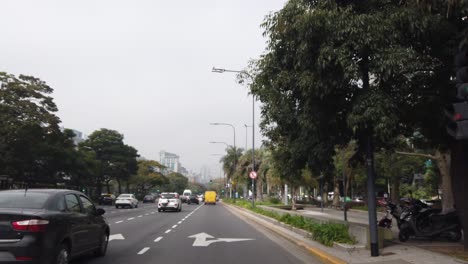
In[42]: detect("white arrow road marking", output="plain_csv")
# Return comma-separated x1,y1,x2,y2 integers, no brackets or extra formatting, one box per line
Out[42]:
137,247,149,255
109,234,125,241
188,232,254,247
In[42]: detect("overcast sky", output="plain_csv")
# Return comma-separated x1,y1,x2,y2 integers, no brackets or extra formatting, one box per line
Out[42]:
1,0,287,176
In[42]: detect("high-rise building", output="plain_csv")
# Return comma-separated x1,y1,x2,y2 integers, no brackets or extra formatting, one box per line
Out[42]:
159,150,180,174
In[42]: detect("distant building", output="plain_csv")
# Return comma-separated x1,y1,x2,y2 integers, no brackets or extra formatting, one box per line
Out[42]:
60,127,86,146
160,150,180,174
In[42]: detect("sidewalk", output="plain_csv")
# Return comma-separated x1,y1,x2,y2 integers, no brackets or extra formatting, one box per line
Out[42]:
224,202,467,264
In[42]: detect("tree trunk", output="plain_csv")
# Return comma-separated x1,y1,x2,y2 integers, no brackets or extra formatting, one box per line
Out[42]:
106,180,111,194
435,150,455,213
256,176,264,202
391,178,400,203
333,179,340,208
291,186,297,210
126,182,130,193
117,179,122,195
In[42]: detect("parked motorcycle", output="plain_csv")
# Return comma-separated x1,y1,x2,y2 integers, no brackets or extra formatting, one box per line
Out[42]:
379,198,462,242
397,199,461,242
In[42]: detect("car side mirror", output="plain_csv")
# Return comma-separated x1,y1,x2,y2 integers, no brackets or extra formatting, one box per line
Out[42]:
96,208,106,216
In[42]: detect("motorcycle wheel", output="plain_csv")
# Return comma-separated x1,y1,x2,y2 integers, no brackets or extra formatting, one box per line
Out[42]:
399,230,410,242
448,230,462,242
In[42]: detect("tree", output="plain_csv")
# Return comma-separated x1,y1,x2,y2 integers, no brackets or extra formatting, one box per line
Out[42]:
0,72,62,185
220,146,244,193
130,160,167,197
164,172,188,194
80,129,139,198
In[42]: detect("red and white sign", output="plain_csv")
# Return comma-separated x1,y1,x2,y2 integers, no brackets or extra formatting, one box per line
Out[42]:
249,171,257,179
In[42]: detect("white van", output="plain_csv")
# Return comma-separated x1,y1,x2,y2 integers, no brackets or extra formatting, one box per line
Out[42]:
182,189,192,203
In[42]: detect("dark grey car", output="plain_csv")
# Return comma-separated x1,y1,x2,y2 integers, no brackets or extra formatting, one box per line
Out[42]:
0,189,109,264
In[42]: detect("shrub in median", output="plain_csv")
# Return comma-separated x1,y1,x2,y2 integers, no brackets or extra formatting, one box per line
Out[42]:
224,199,354,246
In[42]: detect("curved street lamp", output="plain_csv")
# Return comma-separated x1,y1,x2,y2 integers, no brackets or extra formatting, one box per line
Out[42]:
212,66,256,207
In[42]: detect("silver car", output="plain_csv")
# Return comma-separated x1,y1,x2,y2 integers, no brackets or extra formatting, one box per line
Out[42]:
158,192,181,212
115,193,139,209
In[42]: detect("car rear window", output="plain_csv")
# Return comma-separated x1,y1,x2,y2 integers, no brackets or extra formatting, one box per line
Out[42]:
161,193,175,199
118,194,131,198
0,192,51,209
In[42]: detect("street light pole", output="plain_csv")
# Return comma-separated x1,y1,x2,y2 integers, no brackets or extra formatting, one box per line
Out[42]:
212,67,255,208
210,123,236,198
244,124,251,152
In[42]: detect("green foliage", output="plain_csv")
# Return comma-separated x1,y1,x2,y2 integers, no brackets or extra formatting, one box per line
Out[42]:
224,199,354,246
163,172,188,194
248,0,467,190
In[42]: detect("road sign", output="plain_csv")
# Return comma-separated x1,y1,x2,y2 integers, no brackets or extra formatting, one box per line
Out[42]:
188,232,254,247
249,171,257,179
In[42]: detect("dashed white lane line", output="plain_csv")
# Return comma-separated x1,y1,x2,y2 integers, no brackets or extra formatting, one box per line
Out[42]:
178,221,182,224
165,229,171,234
151,212,155,214
154,237,163,242
145,213,149,216
138,215,143,217
115,221,123,224
128,217,135,220
172,225,177,229
137,247,150,255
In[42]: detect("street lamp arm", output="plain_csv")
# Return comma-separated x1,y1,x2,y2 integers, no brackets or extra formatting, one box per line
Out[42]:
212,67,253,80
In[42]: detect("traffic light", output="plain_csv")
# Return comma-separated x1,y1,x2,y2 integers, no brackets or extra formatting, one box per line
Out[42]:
447,42,468,140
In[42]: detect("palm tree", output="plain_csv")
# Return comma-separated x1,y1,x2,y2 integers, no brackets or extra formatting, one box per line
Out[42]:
220,147,243,195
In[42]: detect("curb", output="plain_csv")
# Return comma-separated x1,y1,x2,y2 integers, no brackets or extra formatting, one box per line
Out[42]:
224,203,347,264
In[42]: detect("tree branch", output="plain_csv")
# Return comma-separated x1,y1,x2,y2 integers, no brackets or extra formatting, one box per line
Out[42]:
395,151,434,159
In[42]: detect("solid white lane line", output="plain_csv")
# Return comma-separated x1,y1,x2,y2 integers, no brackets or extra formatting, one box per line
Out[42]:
165,229,171,234
128,217,135,220
115,221,123,224
137,247,150,255
172,225,177,229
154,237,163,242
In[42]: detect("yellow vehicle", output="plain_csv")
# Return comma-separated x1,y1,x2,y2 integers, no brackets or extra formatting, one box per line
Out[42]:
204,191,217,205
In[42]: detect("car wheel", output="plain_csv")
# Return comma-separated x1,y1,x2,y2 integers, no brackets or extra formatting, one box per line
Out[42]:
55,244,70,264
178,206,182,212
448,230,462,242
115,205,119,209
135,204,138,208
95,232,109,257
158,209,161,212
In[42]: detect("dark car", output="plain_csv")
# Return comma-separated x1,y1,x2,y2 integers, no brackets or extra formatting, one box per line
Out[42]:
142,195,156,203
0,189,109,264
98,194,116,205
187,195,199,205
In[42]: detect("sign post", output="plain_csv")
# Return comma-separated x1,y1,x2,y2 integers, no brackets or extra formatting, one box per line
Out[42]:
249,171,257,208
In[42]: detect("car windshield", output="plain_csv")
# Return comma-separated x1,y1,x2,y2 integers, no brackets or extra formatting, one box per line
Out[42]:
161,194,175,199
0,192,51,209
144,195,153,198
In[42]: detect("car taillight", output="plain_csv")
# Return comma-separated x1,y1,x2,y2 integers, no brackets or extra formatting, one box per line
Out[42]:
12,219,49,232
16,256,33,261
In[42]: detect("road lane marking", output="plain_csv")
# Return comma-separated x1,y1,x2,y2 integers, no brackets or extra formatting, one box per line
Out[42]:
172,225,177,228
145,213,149,215
151,212,155,214
115,221,123,224
138,215,143,217
165,229,171,234
154,237,163,242
178,221,182,224
128,217,135,220
137,247,150,255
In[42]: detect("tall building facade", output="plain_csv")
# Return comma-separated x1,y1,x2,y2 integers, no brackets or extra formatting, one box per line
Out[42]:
159,150,180,174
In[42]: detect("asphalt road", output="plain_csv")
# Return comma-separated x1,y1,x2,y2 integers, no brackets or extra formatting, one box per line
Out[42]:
72,201,321,264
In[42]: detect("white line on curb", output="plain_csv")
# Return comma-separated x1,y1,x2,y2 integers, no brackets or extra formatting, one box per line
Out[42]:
137,247,150,255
